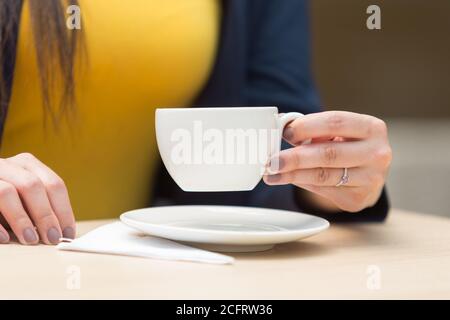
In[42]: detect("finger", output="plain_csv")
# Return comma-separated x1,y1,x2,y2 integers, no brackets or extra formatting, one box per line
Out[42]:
283,133,334,146
0,180,39,245
8,153,76,239
311,136,335,143
263,167,366,187
283,111,385,144
0,159,62,244
298,184,371,213
267,141,368,173
0,222,10,244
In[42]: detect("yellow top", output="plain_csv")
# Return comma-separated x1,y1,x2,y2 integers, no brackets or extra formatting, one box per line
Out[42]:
0,0,220,220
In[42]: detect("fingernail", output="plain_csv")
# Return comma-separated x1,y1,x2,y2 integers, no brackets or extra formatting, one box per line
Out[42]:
283,127,294,140
267,157,285,173
62,226,75,239
0,231,9,244
265,174,282,184
23,228,38,244
47,227,61,244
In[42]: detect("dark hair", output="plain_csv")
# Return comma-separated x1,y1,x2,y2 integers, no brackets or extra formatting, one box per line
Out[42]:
0,0,83,133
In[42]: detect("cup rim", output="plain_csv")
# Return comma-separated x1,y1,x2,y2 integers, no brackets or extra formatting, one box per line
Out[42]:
156,106,278,113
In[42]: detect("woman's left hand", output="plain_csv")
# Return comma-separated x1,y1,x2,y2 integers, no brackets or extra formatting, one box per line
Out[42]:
263,111,392,212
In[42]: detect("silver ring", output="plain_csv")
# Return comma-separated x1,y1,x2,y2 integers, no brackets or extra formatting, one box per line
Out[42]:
335,168,349,187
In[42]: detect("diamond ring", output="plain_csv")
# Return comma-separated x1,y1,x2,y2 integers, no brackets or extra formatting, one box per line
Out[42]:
335,168,349,187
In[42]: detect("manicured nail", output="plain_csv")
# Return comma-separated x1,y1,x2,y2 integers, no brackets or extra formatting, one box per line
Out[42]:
265,174,282,184
62,227,75,239
23,228,38,244
283,127,294,140
47,227,61,244
0,231,9,244
267,157,284,174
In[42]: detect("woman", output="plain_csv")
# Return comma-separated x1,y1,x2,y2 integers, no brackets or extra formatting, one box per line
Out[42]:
0,0,392,245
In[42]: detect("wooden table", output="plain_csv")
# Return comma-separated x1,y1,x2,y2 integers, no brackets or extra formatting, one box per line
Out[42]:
0,209,449,299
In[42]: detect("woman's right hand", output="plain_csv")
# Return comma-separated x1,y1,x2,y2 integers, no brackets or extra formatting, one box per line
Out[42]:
0,153,75,245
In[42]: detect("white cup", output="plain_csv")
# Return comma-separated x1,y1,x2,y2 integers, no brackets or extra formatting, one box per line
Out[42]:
155,106,304,191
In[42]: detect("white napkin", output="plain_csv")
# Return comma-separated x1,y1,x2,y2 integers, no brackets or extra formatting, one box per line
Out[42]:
57,222,234,265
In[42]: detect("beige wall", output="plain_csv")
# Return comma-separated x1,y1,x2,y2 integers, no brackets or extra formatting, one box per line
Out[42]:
310,0,450,118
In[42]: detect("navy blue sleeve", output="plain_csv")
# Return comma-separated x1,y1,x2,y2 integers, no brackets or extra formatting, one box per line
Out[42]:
245,0,320,114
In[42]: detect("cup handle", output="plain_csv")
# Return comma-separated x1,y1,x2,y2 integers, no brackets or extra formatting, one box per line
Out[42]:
277,112,311,144
265,112,304,173
277,112,304,130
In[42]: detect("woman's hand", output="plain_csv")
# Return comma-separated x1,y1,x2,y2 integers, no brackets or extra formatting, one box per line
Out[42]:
0,153,75,245
263,111,392,213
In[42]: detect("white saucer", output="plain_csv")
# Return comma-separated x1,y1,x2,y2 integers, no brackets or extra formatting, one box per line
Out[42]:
120,205,329,252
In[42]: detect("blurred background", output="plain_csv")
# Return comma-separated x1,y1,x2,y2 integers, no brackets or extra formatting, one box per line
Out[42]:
309,0,450,217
